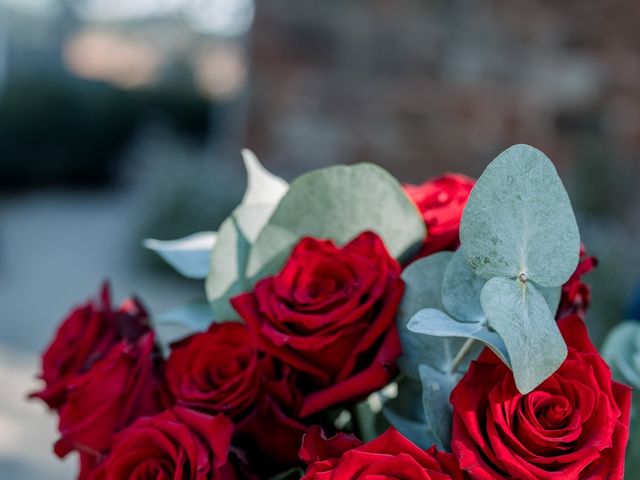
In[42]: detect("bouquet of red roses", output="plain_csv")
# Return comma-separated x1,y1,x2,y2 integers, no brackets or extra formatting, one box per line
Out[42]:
32,144,633,479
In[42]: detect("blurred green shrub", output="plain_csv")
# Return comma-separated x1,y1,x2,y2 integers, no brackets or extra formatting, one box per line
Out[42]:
0,78,210,188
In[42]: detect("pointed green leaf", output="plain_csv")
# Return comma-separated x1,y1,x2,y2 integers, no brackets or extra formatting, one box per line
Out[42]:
241,149,289,207
246,163,425,282
396,253,471,377
205,151,288,319
144,232,217,279
441,248,486,323
419,364,457,450
206,205,274,320
480,277,567,393
408,308,509,367
460,144,580,287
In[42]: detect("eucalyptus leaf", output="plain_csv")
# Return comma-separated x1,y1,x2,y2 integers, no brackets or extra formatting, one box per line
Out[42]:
381,378,434,449
419,364,457,450
246,163,425,282
408,308,509,367
602,321,640,388
205,151,288,319
460,144,580,287
396,252,470,377
154,300,216,331
480,277,567,394
144,232,217,279
538,284,562,316
153,300,218,354
441,248,486,323
206,205,274,320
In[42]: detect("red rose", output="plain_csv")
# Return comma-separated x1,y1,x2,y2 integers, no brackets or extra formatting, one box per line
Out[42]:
166,323,262,418
93,407,237,480
557,244,598,319
404,174,475,258
450,315,631,480
54,332,169,462
31,283,150,409
165,322,305,466
231,231,403,417
300,426,464,479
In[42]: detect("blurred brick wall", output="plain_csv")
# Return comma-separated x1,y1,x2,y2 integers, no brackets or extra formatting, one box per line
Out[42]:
245,0,640,188
243,0,640,339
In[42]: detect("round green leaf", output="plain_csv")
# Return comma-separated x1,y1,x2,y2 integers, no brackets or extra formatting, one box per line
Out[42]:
537,284,562,317
602,321,640,388
441,248,486,323
480,277,567,394
460,144,580,287
246,163,426,282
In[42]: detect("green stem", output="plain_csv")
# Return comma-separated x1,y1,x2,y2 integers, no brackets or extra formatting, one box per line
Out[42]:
450,337,476,374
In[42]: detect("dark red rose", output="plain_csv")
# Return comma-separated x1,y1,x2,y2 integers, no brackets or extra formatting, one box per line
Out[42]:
31,283,150,409
300,426,464,480
557,244,598,319
92,407,237,480
166,323,261,418
54,332,170,462
231,231,403,418
450,315,631,480
165,322,305,466
404,173,475,258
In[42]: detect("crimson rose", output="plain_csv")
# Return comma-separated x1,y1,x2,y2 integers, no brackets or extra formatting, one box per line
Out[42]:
231,231,403,417
557,244,597,319
31,283,150,409
404,173,475,258
165,322,305,465
92,408,237,480
166,323,262,418
451,315,631,480
54,332,169,463
300,426,464,479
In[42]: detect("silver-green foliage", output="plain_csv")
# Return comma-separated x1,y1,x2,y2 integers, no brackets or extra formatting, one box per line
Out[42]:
459,144,578,393
403,144,580,417
602,321,640,389
245,163,426,283
460,144,580,286
480,277,567,393
393,253,483,450
144,232,217,280
602,321,640,480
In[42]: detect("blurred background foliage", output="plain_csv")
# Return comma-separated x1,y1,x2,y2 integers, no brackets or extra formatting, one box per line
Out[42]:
0,0,639,478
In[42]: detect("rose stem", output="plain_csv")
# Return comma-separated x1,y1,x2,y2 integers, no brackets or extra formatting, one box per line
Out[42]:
449,337,476,374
